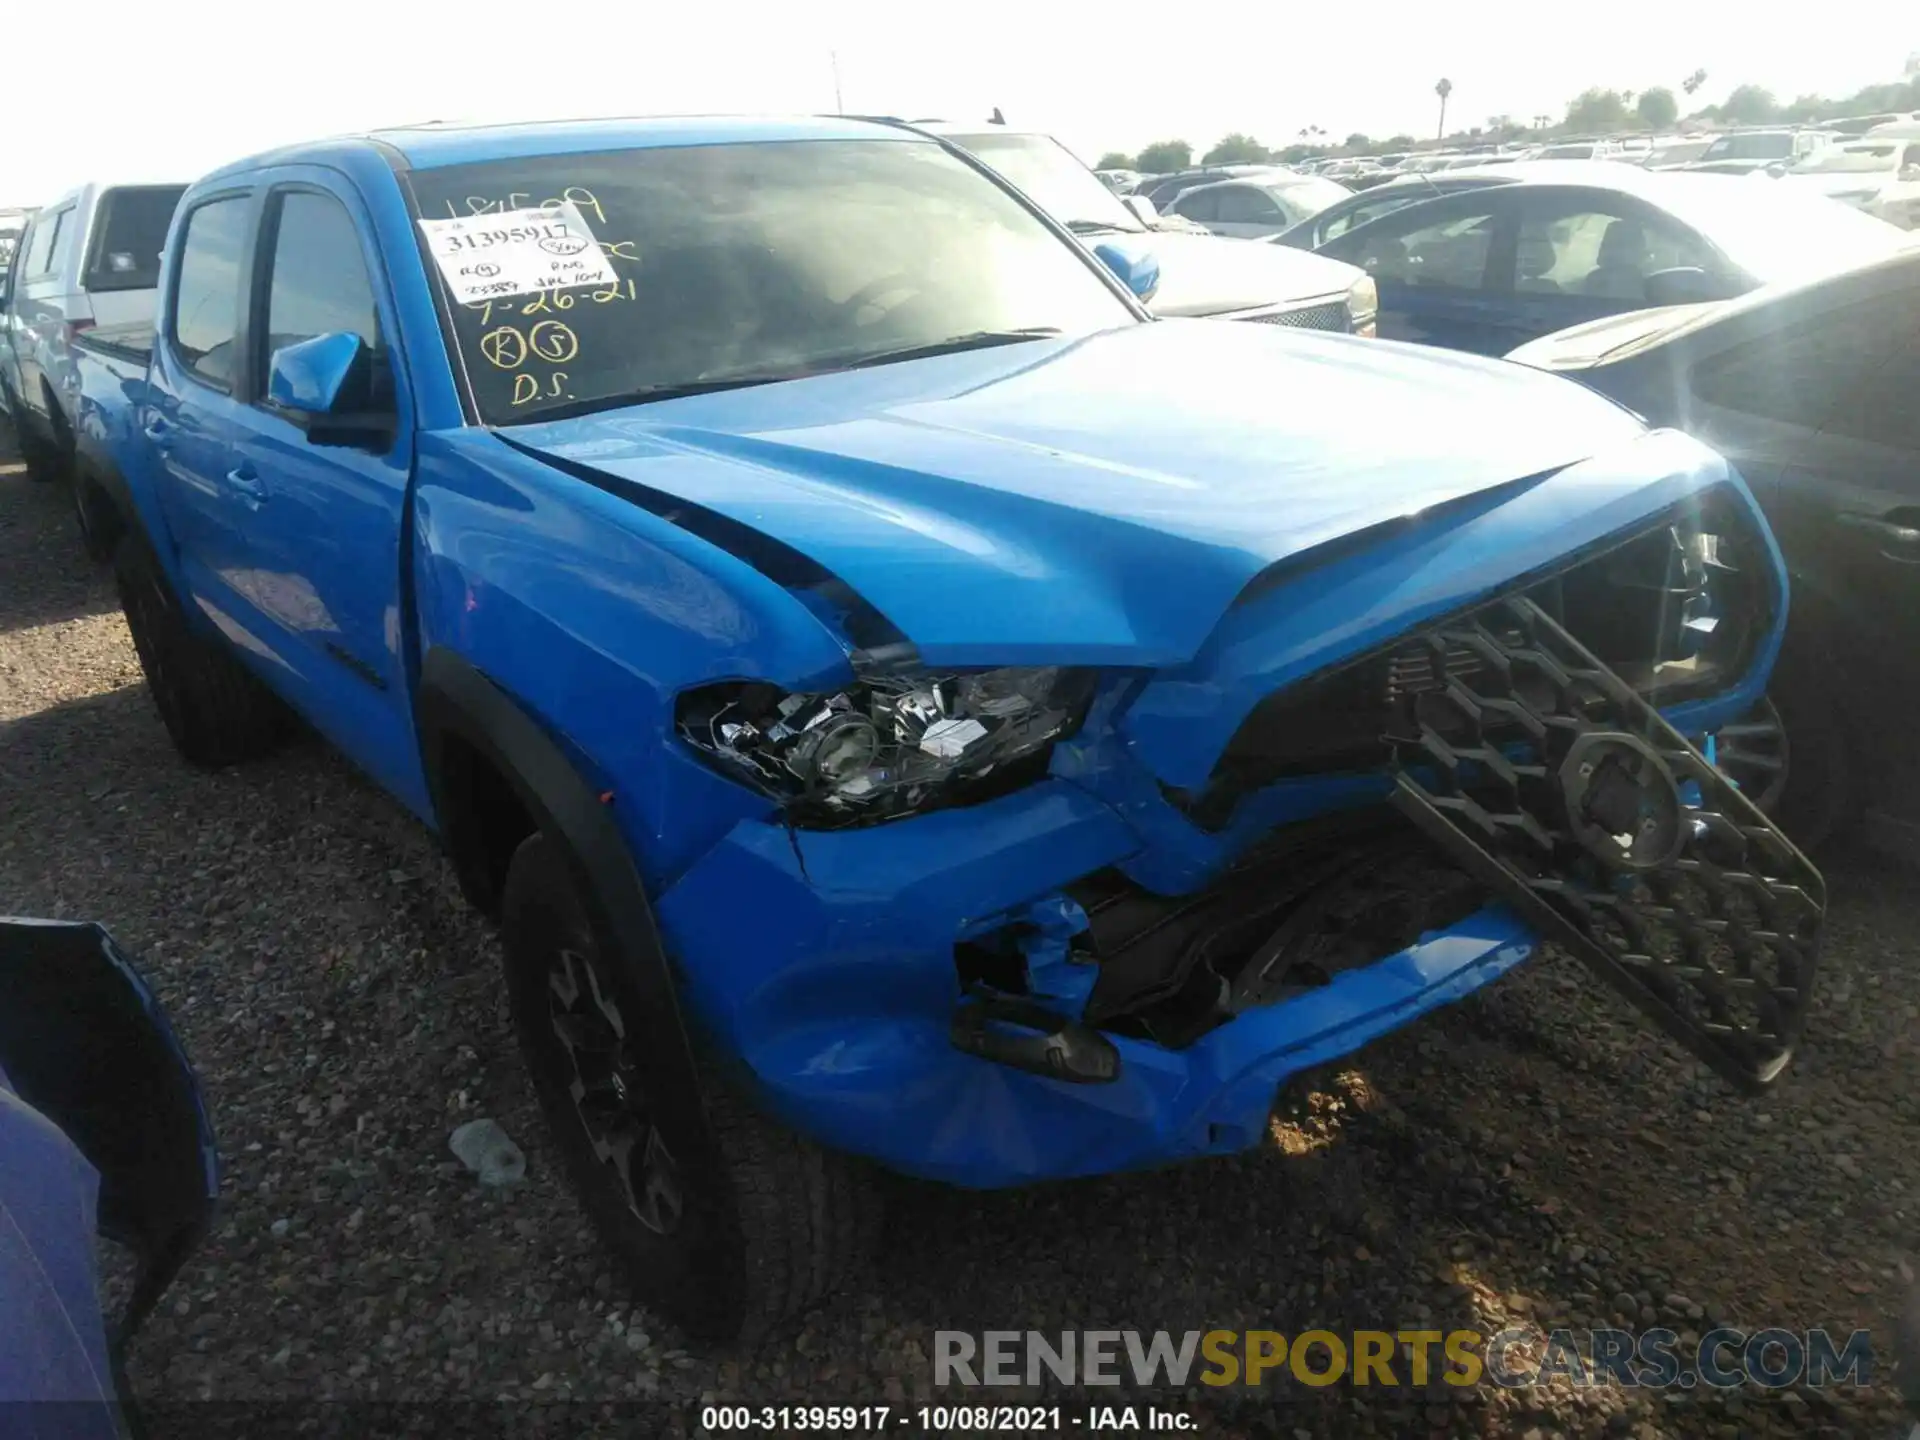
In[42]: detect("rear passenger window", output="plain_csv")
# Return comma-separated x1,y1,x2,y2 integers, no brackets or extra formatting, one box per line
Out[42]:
171,196,251,389
261,191,380,361
1173,188,1220,223
1349,208,1499,291
85,186,187,292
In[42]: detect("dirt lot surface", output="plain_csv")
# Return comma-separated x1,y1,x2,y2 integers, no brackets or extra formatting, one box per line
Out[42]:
2,439,1915,1439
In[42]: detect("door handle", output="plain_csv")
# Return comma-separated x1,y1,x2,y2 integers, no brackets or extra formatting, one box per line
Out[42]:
143,416,172,442
226,466,266,507
1838,510,1920,561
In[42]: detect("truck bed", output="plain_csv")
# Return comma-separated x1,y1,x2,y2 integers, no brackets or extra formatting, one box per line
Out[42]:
73,322,154,370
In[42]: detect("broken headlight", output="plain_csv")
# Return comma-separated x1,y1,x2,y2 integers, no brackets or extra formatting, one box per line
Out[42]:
677,667,1097,827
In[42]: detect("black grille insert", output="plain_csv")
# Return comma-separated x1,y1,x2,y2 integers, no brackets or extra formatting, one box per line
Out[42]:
1389,596,1824,1091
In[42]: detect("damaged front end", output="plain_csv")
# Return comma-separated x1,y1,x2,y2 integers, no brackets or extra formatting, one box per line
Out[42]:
650,452,1822,1187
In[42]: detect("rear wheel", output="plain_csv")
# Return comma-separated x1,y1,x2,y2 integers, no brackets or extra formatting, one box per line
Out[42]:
500,832,879,1344
113,532,292,766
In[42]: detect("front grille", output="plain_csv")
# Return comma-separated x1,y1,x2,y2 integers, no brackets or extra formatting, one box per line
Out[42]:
1385,628,1527,700
1238,300,1349,332
1183,490,1773,830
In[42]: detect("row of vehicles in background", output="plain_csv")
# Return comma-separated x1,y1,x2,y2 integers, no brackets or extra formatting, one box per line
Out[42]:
1108,115,1920,217
0,109,1843,1350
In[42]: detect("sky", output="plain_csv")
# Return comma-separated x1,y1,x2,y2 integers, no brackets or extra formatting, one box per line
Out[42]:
7,0,1916,204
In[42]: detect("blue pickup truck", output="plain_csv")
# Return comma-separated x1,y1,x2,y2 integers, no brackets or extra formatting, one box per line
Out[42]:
66,114,1826,1342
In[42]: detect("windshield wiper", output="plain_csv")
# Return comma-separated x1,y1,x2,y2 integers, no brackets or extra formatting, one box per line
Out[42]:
839,328,1064,370
499,330,1064,423
1064,219,1128,234
505,374,800,423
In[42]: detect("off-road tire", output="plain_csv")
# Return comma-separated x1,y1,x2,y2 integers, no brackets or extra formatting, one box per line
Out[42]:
113,532,292,766
500,832,880,1345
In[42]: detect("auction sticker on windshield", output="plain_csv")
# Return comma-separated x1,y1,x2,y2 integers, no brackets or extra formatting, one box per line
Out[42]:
418,202,617,304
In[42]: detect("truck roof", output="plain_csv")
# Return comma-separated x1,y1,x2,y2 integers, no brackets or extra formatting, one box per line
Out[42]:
201,114,910,180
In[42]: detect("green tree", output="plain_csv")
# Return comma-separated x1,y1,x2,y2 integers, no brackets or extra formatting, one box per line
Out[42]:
1202,133,1272,164
1343,132,1372,152
1635,87,1678,130
1564,87,1633,132
1383,134,1417,151
1134,139,1193,175
1720,84,1779,124
1095,151,1135,171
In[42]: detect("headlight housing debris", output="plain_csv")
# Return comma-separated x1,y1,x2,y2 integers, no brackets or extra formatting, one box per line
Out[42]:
678,667,1097,826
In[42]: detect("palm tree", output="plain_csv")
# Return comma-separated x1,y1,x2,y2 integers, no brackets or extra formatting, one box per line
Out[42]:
1682,68,1708,98
1434,78,1454,139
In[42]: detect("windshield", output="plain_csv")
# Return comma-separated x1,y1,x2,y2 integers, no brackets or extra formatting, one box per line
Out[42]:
1703,133,1792,160
1540,143,1596,160
1790,143,1900,174
949,133,1144,233
409,140,1137,426
1656,176,1909,281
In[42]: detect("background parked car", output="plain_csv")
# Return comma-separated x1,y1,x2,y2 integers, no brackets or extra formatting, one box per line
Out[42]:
1681,128,1835,175
1135,164,1277,209
1165,172,1352,237
1313,165,1912,353
1778,136,1920,227
0,181,185,482
1534,139,1629,161
1507,248,1920,853
1643,136,1714,169
927,127,1378,330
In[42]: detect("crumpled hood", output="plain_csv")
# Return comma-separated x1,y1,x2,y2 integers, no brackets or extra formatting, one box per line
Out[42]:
1128,229,1363,317
505,320,1648,669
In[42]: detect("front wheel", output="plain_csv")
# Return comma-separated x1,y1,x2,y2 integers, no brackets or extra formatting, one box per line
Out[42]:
500,832,879,1344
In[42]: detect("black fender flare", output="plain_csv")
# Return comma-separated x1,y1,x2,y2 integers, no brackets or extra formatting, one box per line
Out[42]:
414,647,716,1153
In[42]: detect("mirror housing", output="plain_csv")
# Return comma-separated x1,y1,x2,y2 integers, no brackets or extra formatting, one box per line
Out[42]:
267,332,393,448
1091,242,1161,304
1124,194,1159,225
1764,161,1788,178
1644,266,1727,307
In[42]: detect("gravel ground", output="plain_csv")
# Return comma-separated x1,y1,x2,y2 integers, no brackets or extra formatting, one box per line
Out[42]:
2,435,1916,1440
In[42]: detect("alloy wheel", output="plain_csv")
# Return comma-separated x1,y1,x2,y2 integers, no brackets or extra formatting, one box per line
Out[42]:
546,944,685,1235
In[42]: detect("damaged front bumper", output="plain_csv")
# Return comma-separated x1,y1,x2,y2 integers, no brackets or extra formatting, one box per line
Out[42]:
655,783,1538,1187
649,443,1820,1187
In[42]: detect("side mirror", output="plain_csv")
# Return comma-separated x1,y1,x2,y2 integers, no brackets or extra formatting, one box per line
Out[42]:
1764,162,1788,178
1644,266,1726,307
1124,194,1159,225
267,332,393,448
1090,242,1161,304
